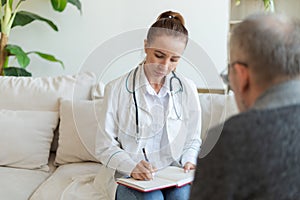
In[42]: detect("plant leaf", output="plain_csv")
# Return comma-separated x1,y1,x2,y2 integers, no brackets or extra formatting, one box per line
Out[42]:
4,67,32,77
2,0,13,8
5,44,30,68
235,0,241,6
28,51,65,69
263,0,269,8
51,0,68,12
68,0,82,13
2,0,7,6
8,0,12,9
12,11,58,31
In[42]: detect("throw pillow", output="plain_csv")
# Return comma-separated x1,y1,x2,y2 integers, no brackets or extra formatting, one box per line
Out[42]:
0,110,58,171
55,99,103,165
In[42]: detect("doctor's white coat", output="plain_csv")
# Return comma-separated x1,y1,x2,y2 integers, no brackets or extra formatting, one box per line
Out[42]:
94,65,201,196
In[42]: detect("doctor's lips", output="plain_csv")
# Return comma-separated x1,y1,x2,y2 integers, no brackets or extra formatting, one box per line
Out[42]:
155,71,166,76
154,68,168,75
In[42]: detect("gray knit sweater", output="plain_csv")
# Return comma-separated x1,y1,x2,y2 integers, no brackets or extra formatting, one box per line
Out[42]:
190,80,300,200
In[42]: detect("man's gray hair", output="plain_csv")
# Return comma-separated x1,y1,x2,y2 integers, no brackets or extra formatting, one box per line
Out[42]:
230,13,300,83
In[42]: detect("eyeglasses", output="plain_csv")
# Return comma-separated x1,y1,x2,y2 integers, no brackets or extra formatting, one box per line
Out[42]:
220,67,229,85
220,61,248,86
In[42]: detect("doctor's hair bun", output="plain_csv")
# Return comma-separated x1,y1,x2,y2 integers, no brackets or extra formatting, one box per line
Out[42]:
157,11,185,26
147,10,188,45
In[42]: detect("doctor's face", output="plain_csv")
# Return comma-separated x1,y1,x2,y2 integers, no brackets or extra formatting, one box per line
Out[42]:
144,35,186,82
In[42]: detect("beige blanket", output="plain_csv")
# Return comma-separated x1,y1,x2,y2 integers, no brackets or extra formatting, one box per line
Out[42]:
30,162,117,200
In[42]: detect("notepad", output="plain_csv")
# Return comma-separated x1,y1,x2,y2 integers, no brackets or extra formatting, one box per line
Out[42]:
116,166,195,192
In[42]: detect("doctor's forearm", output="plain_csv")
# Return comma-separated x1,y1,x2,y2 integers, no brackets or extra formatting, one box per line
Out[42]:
181,140,201,165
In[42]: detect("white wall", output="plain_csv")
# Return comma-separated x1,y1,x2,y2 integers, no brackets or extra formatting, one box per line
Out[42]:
9,0,229,89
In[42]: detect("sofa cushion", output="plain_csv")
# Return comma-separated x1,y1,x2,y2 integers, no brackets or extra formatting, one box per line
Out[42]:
0,110,58,171
55,99,103,165
199,93,238,140
0,72,96,111
0,166,50,200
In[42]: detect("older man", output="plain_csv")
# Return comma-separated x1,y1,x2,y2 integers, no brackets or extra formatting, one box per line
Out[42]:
190,13,300,199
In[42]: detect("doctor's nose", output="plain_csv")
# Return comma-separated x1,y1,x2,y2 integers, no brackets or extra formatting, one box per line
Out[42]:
159,59,171,69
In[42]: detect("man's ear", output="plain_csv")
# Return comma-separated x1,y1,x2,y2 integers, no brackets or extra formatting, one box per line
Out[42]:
234,63,250,94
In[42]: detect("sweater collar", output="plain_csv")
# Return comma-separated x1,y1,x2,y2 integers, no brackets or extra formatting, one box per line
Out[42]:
253,79,300,110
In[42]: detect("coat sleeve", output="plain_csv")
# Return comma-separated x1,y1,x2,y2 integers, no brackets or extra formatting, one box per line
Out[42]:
95,81,137,175
180,79,202,166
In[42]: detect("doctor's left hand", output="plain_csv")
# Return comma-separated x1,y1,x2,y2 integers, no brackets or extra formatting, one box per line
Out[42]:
183,162,195,173
130,160,157,181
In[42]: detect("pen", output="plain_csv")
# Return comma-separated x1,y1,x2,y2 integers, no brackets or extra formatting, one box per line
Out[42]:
142,148,156,178
142,148,149,162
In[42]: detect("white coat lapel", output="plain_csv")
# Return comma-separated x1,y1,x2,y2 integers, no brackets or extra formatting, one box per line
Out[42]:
166,95,185,160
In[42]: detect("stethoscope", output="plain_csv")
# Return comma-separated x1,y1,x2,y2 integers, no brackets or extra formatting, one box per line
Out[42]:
125,62,183,142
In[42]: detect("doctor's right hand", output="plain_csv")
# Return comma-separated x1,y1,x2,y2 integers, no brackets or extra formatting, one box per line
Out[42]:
130,160,157,181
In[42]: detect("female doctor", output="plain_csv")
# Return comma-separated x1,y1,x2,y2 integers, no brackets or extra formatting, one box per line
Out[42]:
95,11,202,200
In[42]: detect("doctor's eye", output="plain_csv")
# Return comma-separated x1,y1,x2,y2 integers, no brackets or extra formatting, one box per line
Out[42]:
170,58,179,63
155,53,164,59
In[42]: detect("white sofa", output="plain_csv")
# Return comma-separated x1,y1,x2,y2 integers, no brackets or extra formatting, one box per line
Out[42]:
0,73,238,200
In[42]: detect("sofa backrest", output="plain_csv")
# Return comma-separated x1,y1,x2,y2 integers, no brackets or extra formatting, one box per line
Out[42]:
0,72,96,111
199,93,238,140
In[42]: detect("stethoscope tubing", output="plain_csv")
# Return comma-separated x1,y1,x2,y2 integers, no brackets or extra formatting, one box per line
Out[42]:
132,67,140,139
126,63,183,142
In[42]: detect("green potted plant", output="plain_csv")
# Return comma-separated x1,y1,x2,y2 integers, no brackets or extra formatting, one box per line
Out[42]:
235,0,275,12
0,0,81,76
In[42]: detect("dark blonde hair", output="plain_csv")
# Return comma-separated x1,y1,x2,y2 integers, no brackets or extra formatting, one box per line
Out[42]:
147,11,188,45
